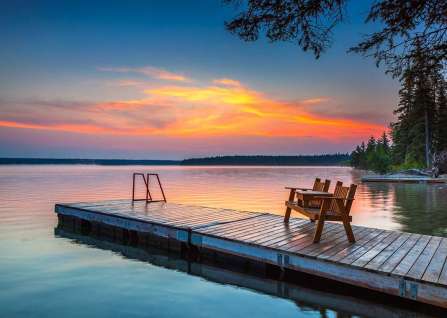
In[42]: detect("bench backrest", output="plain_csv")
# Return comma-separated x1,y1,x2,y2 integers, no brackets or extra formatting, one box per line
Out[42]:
313,178,331,192
330,181,357,214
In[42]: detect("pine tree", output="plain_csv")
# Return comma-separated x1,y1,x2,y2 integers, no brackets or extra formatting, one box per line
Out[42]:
350,133,391,173
379,131,390,153
435,79,447,152
391,70,413,166
366,137,376,154
350,142,366,169
405,72,435,167
390,44,440,168
365,136,377,169
350,146,362,168
367,133,391,173
359,142,367,169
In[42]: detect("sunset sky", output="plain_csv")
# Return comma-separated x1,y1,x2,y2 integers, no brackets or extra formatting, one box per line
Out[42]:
0,0,398,159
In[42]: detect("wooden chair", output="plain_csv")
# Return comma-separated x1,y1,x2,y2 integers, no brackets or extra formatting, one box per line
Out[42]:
284,178,330,221
285,181,357,243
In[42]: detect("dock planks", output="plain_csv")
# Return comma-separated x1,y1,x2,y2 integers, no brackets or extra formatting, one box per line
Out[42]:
55,200,447,309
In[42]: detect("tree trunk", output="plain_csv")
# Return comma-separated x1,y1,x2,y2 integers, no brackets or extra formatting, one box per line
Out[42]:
425,109,432,168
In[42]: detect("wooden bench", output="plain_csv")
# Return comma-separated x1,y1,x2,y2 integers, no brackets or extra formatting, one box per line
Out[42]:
284,178,330,221
284,181,357,243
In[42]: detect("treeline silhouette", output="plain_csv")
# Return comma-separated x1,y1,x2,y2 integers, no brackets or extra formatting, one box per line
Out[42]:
0,154,350,166
181,154,349,166
0,158,179,165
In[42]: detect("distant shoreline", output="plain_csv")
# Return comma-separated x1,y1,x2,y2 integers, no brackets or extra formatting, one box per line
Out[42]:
0,155,350,166
0,158,180,165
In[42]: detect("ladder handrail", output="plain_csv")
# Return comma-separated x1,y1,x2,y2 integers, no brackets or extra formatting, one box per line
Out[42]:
132,173,167,203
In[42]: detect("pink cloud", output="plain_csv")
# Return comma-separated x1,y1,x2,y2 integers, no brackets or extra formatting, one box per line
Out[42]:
98,66,190,82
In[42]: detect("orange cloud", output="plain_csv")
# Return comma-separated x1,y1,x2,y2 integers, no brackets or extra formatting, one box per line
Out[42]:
0,76,386,141
144,85,258,105
213,78,242,86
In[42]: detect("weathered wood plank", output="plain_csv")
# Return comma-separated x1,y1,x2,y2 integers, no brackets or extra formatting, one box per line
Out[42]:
236,220,310,243
326,229,385,262
198,219,272,235
364,232,411,271
274,223,340,252
337,231,393,264
438,255,447,285
406,236,443,280
215,219,308,245
297,225,363,256
284,224,342,252
255,222,318,246
198,216,270,233
305,227,369,257
391,235,431,276
316,227,380,260
378,233,421,273
199,214,278,235
423,238,447,283
350,231,402,267
204,216,283,237
63,201,266,230
262,222,324,249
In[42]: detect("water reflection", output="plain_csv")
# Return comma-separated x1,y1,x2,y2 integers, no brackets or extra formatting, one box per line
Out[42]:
55,225,439,318
2,165,447,317
362,182,447,236
1,165,447,234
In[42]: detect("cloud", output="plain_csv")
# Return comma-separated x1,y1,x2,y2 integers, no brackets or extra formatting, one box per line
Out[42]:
144,84,258,105
297,101,392,125
0,98,170,134
213,78,242,87
0,76,386,143
98,66,190,82
105,79,145,87
299,97,329,105
0,120,122,134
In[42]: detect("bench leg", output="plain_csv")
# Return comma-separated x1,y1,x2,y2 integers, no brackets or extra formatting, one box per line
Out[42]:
284,207,292,223
342,216,355,243
313,212,326,243
284,189,296,223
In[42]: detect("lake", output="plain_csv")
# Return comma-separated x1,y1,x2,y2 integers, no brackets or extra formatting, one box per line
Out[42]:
1,165,446,317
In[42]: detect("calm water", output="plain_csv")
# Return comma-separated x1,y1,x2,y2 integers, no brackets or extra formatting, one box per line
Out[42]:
1,165,447,317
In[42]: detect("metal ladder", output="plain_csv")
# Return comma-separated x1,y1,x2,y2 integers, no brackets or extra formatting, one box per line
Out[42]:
132,173,167,203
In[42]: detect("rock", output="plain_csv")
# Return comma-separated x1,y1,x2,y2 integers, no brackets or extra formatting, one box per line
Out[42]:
433,151,447,177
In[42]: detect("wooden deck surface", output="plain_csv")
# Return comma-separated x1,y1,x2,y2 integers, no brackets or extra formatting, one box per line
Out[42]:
66,200,264,230
55,200,447,308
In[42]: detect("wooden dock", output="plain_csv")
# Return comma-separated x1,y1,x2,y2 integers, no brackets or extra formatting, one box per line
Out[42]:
55,200,447,309
55,227,440,317
361,175,447,183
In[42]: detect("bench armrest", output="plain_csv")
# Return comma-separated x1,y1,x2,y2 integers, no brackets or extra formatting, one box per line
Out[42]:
313,196,355,201
285,187,312,190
